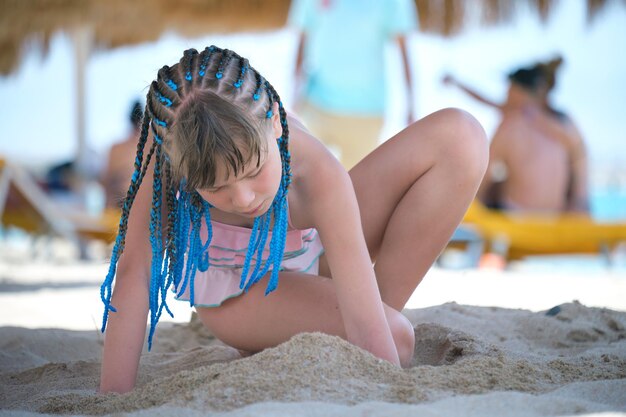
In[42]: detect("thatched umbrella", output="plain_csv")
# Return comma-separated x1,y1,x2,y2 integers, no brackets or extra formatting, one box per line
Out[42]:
415,0,625,36
0,0,293,75
1,0,621,75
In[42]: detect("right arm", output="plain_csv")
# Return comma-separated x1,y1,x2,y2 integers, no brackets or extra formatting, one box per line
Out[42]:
99,158,155,394
443,75,502,110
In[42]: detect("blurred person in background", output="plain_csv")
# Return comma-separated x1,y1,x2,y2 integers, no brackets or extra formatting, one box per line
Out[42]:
45,152,102,210
45,160,80,195
444,57,589,214
101,100,144,208
289,0,417,169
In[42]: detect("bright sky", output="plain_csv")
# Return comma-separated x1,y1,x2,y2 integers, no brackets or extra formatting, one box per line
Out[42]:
1,0,625,183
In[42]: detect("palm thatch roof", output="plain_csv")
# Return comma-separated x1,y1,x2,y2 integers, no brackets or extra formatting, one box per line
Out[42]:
416,0,624,35
0,0,621,74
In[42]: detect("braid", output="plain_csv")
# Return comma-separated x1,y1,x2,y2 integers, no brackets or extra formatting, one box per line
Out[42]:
181,48,199,90
198,46,217,80
100,46,293,349
262,82,292,293
240,80,292,293
253,71,263,101
173,184,192,296
163,158,178,298
268,87,292,186
264,81,274,118
155,66,182,107
234,57,248,89
147,146,166,346
215,49,234,80
100,106,156,331
118,112,152,244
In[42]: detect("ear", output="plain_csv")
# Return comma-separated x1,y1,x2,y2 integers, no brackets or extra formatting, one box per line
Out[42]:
271,101,282,138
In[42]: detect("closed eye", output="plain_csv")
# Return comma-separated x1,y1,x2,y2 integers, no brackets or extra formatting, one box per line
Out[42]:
205,161,264,192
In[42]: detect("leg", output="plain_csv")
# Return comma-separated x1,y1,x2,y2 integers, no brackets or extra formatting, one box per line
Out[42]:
195,272,416,367
349,108,489,310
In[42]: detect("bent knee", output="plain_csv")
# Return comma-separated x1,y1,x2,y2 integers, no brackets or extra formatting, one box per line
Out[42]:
388,311,415,367
433,108,489,181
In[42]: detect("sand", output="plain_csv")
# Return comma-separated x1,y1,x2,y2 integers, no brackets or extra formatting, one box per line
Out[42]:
1,248,625,416
1,301,625,416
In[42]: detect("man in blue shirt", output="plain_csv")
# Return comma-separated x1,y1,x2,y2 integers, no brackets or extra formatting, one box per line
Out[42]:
290,0,418,169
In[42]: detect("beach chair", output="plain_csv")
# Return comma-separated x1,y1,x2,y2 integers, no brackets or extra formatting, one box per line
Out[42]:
439,223,485,268
462,200,626,260
0,158,117,249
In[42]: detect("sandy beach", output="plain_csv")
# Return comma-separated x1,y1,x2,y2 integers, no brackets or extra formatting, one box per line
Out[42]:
1,246,625,416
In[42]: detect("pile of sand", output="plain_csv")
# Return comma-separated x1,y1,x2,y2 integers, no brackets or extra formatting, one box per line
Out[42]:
1,301,625,416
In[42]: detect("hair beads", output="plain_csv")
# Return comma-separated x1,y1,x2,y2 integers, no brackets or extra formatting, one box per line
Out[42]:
234,58,247,88
215,49,233,80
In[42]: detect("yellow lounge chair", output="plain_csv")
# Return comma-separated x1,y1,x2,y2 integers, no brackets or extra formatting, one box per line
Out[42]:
462,200,626,259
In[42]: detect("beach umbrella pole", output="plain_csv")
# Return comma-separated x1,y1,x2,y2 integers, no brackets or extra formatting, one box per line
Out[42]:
72,26,92,179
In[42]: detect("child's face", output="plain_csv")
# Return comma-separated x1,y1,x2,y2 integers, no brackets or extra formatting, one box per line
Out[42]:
197,111,284,217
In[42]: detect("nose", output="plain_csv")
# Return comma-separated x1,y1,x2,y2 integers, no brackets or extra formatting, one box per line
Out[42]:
230,183,255,209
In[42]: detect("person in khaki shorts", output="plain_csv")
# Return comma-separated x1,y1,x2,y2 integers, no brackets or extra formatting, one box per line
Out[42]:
289,0,417,169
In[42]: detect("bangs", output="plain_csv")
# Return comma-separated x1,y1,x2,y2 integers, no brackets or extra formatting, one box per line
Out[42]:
165,91,269,191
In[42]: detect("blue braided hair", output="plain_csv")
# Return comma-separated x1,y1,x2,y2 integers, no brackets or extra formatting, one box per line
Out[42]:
100,46,292,349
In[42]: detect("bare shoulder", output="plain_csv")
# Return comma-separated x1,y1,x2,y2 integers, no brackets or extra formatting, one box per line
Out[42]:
286,115,351,230
108,142,125,159
286,114,328,161
491,114,519,146
108,139,136,162
499,111,528,132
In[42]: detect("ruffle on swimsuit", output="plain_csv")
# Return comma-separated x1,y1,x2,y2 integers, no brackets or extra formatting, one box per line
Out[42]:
174,218,325,307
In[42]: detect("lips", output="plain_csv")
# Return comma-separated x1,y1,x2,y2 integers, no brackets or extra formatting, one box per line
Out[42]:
242,201,264,216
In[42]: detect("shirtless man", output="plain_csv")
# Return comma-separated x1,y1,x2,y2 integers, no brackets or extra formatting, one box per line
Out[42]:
445,61,588,213
101,101,143,208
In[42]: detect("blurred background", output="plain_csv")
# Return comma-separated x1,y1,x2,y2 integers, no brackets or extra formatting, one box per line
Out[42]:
0,0,625,328
1,0,625,215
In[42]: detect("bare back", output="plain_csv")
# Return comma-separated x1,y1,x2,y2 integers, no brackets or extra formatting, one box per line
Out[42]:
102,132,140,208
488,111,571,212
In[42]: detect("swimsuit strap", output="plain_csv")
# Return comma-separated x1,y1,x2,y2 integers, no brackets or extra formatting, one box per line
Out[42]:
286,199,295,229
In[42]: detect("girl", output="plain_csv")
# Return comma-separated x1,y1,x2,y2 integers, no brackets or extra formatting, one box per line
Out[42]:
99,46,488,393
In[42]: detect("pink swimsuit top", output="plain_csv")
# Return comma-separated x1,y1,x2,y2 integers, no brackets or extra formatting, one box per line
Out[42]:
175,215,325,308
